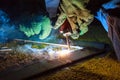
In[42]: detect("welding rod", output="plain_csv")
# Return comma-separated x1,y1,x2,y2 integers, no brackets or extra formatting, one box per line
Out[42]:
65,35,70,50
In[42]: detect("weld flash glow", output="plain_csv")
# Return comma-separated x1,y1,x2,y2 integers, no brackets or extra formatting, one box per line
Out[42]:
57,50,71,58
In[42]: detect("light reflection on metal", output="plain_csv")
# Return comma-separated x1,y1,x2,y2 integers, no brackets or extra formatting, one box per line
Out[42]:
14,39,83,49
0,47,12,52
14,39,83,60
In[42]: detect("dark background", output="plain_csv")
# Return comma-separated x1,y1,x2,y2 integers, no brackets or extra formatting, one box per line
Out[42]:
0,0,111,20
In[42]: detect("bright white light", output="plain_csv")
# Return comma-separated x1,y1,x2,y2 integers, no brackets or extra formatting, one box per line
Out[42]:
57,50,71,58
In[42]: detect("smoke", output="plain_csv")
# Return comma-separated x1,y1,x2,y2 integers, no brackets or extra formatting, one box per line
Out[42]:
0,0,66,44
15,43,76,60
0,10,64,44
0,10,27,43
